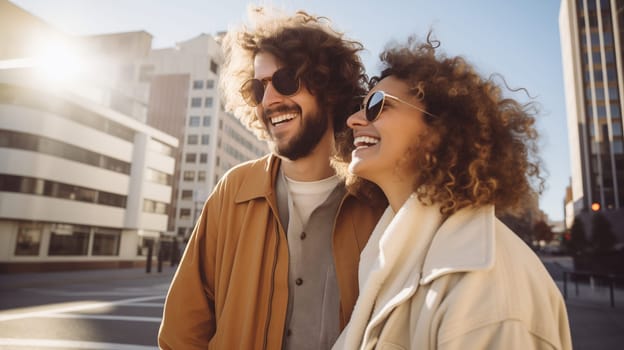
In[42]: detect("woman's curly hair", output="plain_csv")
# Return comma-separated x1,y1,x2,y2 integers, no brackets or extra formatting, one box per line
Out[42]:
220,7,367,140
334,34,545,216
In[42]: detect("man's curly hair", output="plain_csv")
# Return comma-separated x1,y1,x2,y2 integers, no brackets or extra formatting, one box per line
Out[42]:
220,7,367,140
334,35,545,216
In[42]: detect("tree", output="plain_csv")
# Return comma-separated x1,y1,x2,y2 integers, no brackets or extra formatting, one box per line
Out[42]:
566,216,587,255
532,220,554,243
591,212,616,254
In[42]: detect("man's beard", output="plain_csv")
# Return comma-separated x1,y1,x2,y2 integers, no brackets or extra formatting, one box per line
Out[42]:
265,105,329,161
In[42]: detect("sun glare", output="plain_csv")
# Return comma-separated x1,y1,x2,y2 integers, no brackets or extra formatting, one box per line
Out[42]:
35,39,85,85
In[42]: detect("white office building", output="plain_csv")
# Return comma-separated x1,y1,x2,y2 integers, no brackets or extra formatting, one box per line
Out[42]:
144,34,267,239
0,1,178,272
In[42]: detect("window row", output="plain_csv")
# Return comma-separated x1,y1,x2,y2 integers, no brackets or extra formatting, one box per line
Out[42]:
148,139,175,157
0,174,127,208
143,198,169,214
190,97,214,108
192,80,215,90
188,115,212,127
183,170,207,182
585,103,622,119
145,168,173,186
185,152,209,163
14,222,121,257
0,129,131,174
0,84,135,142
224,125,265,156
187,134,210,145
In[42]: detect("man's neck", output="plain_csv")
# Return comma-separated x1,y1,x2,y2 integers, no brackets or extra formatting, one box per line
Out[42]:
280,133,335,181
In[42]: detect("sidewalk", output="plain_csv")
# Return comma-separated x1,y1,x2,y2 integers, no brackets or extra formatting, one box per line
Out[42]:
542,257,624,349
0,265,177,291
558,281,624,349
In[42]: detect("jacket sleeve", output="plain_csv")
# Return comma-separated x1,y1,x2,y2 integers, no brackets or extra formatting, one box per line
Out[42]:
436,320,572,350
158,191,219,349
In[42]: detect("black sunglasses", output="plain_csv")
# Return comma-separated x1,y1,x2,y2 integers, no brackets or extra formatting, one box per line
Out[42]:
240,68,300,107
361,90,438,122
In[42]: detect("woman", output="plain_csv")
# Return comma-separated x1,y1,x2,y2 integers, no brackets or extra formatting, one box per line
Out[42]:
331,36,572,350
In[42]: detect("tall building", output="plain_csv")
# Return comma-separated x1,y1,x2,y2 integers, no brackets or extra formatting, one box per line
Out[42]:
144,34,268,239
559,0,624,232
0,0,178,272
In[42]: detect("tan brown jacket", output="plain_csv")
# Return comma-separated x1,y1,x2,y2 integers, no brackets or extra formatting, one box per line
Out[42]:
158,154,382,349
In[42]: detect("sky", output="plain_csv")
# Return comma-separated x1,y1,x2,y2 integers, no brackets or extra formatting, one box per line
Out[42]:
10,0,570,222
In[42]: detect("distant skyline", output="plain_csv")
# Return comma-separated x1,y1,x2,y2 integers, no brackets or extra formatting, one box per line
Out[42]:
10,0,570,221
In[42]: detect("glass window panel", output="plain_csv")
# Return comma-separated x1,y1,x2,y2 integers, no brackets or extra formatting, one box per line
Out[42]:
190,97,202,107
203,116,211,126
183,171,195,181
189,116,200,126
14,224,42,256
48,225,89,256
92,228,121,256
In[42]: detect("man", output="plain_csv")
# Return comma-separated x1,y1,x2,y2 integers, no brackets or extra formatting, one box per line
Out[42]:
158,8,383,350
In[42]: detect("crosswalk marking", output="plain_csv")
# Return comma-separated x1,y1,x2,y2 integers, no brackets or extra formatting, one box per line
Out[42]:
0,338,157,349
0,294,165,322
41,314,162,323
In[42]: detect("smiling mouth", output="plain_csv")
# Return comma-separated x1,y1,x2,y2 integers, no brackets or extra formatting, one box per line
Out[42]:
270,113,298,126
353,136,379,149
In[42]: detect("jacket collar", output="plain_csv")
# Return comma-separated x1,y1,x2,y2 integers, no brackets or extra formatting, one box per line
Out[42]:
341,195,496,348
420,204,496,284
234,154,280,203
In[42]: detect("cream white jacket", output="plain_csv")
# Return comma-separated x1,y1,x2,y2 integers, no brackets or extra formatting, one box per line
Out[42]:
333,194,572,350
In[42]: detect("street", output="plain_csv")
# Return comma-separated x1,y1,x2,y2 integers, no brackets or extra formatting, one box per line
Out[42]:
0,267,175,350
1,263,624,349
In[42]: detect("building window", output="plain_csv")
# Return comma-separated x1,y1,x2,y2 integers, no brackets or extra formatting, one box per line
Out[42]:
201,134,210,145
205,97,213,108
185,153,197,163
48,224,89,256
203,116,211,126
143,199,168,214
193,80,204,89
0,174,126,207
210,60,218,74
183,171,195,181
198,171,206,182
14,223,42,256
181,190,193,200
191,97,202,108
0,129,131,175
97,191,127,207
145,168,172,185
179,208,191,220
149,139,174,157
189,116,201,126
187,134,199,145
200,153,208,163
206,80,215,89
92,228,121,256
177,227,187,236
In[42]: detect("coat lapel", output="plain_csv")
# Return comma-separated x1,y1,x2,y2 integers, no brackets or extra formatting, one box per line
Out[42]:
340,195,443,349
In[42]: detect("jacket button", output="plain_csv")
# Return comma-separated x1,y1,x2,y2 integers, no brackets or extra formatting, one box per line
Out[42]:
300,232,306,240
295,278,303,286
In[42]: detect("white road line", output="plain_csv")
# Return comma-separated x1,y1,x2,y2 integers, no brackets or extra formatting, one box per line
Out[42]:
0,295,165,322
120,303,163,307
0,338,157,349
41,314,162,323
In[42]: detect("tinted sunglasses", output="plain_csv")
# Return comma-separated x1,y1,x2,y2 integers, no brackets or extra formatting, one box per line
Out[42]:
240,68,300,107
361,90,438,122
